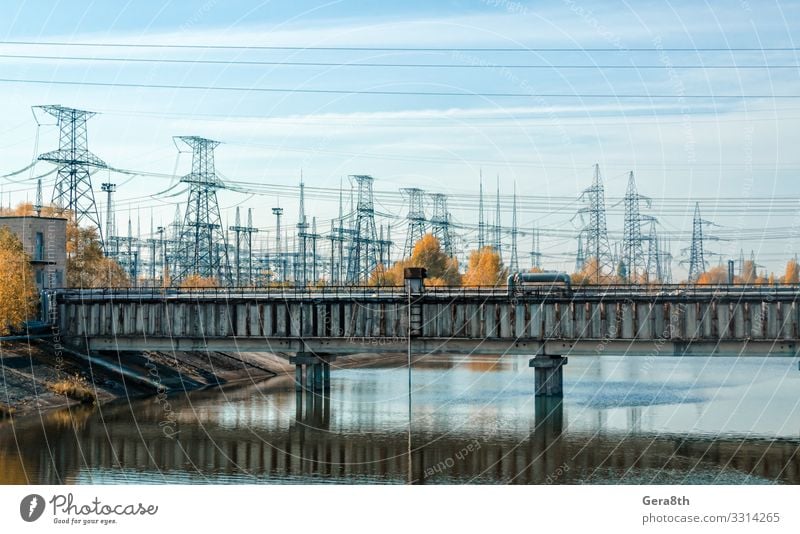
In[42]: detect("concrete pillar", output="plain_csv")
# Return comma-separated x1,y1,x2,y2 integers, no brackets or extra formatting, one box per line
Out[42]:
700,304,713,339
263,304,273,336
589,303,602,338
467,304,479,337
766,302,779,339
621,303,634,339
605,303,618,339
515,303,527,339
455,304,467,337
249,303,260,337
290,304,301,337
544,304,558,338
305,364,314,391
530,303,543,338
314,363,323,390
733,304,745,338
574,303,587,338
276,304,287,336
323,362,331,389
302,303,314,336
499,304,512,338
717,302,730,339
636,302,652,339
652,303,666,339
330,304,341,337
385,305,396,337
781,302,794,340
295,365,303,391
560,303,573,338
750,302,763,338
685,303,698,339
669,303,682,340
529,355,568,397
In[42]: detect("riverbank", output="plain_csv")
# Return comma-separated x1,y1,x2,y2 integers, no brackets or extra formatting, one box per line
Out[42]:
0,337,400,417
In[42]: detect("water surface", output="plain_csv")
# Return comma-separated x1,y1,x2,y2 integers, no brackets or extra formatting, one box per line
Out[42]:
1,355,799,484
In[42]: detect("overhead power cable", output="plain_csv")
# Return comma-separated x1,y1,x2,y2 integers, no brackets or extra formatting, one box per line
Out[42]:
0,53,796,69
0,77,797,99
1,40,799,52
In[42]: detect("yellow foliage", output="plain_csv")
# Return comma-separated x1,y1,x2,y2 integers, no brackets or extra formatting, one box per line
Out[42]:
369,233,461,286
67,223,129,288
571,257,619,285
0,227,37,335
463,246,507,286
179,274,220,288
48,374,96,404
783,259,799,284
696,265,729,285
740,260,757,284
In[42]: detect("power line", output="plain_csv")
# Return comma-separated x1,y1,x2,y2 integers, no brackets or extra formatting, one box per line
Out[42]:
1,76,798,99
2,40,799,52
1,53,797,69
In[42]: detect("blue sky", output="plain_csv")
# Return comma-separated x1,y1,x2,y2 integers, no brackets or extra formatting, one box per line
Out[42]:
0,1,799,276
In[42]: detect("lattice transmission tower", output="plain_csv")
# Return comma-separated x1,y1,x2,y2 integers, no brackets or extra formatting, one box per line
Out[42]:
429,193,454,256
35,105,106,245
229,207,259,286
477,172,485,249
682,202,714,282
576,164,613,281
346,175,380,283
172,136,230,284
401,187,426,257
621,171,651,282
509,184,519,272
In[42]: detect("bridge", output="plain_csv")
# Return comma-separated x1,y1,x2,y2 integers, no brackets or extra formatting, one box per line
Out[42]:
50,283,800,397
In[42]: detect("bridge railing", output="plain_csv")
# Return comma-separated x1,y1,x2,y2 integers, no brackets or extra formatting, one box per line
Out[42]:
52,283,800,302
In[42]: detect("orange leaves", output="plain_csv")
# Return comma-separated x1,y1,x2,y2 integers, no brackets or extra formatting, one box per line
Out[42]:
370,233,461,286
463,246,506,286
179,274,220,288
0,227,37,335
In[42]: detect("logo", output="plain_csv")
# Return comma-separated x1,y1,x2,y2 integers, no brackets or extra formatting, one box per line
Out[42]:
20,494,45,522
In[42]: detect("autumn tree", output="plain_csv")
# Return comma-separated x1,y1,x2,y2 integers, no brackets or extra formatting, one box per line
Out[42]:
370,233,461,286
463,246,506,286
179,274,220,288
739,260,757,284
0,227,37,335
695,265,728,285
571,257,618,285
783,258,799,284
67,224,129,288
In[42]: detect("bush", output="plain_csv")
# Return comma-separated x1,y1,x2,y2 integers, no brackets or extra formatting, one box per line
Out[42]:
48,375,96,404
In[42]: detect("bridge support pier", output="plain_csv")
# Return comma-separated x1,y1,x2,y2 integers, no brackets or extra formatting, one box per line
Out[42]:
529,355,568,397
290,353,336,392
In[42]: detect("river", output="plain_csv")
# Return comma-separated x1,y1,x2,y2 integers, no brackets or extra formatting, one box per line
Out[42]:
1,355,798,484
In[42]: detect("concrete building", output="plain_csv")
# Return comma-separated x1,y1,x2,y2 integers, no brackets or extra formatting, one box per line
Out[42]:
0,215,67,290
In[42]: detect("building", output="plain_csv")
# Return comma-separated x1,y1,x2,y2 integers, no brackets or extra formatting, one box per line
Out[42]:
0,215,67,291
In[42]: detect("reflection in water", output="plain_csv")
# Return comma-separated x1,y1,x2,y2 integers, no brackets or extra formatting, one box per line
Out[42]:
1,355,799,484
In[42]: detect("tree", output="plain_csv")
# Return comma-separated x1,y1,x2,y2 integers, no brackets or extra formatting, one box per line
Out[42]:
179,274,220,288
571,257,618,285
369,233,461,286
696,265,728,285
784,258,799,284
740,260,757,284
67,224,129,288
0,227,37,335
463,246,506,286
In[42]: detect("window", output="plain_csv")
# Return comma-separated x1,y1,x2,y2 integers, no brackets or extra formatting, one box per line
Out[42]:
35,232,44,261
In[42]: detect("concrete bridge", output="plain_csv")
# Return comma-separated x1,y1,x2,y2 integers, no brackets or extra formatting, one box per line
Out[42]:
51,284,800,396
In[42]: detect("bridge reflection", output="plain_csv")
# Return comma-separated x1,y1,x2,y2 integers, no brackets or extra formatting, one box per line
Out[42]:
0,382,797,485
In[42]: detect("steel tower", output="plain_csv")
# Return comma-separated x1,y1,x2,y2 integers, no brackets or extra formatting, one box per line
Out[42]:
429,193,454,256
173,136,230,284
35,105,106,244
577,164,613,281
621,171,650,282
401,187,426,258
346,175,380,283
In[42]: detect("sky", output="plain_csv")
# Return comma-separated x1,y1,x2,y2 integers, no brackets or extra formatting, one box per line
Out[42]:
0,0,799,277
